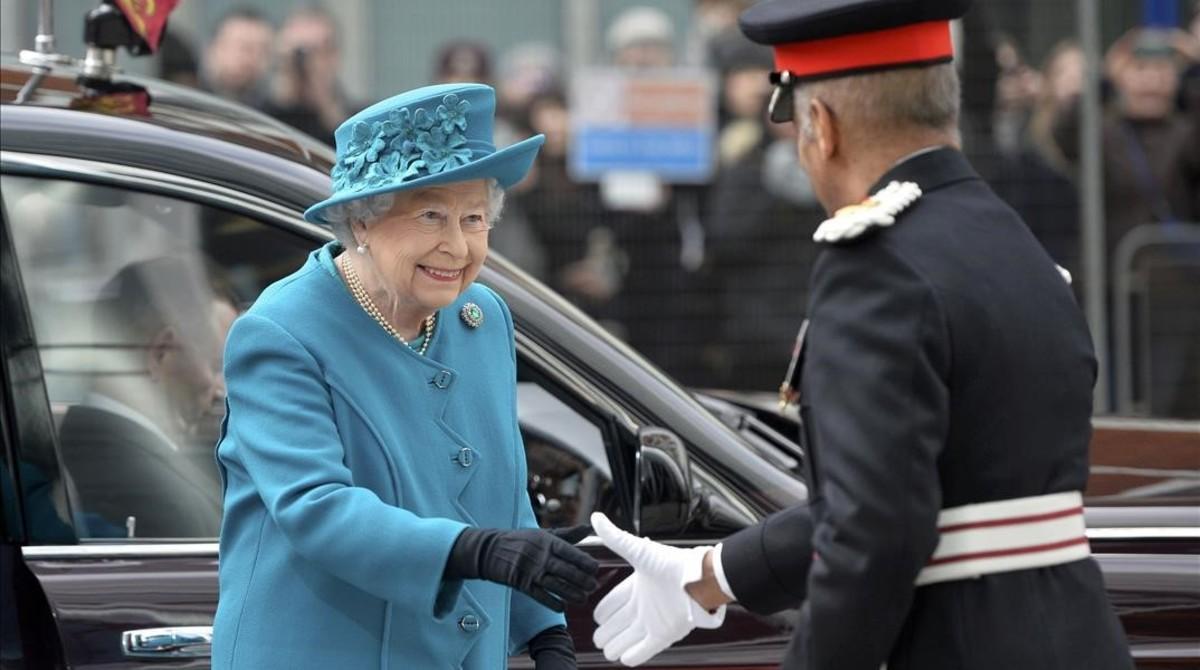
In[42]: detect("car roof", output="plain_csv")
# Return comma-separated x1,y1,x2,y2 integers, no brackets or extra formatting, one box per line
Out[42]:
1,55,335,174
1,55,336,212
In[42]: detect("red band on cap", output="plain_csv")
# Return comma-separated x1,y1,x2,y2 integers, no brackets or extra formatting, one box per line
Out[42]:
774,20,953,80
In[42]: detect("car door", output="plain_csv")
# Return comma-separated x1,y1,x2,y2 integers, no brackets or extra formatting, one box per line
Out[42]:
0,154,316,669
1,184,73,670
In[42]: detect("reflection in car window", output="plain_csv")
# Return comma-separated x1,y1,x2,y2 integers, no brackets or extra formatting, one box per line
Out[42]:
3,175,311,540
516,379,617,528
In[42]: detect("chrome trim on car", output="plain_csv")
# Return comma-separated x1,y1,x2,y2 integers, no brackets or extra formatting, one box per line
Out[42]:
123,626,213,659
1087,527,1200,540
23,543,219,559
0,151,330,240
1091,416,1200,433
1085,506,1200,528
19,527,1196,560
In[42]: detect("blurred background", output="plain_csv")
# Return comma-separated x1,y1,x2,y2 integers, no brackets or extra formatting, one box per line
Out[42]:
2,0,1197,420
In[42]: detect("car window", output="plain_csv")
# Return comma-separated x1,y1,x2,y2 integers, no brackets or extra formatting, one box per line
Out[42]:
516,372,618,529
2,174,311,540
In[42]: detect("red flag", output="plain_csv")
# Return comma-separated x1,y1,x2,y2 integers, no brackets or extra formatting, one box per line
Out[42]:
113,0,180,53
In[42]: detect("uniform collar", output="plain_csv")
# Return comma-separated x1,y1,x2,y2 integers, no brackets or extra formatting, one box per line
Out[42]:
869,145,979,195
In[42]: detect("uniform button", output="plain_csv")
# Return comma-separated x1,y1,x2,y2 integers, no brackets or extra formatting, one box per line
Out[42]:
455,447,474,468
458,614,480,633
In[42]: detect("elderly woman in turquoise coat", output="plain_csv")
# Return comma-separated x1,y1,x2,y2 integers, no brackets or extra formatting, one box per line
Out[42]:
212,83,599,669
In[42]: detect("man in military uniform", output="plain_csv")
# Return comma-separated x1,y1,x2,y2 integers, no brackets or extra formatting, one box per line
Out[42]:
588,1,1133,668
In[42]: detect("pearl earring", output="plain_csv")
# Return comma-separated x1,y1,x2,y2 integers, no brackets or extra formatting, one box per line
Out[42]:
356,243,367,255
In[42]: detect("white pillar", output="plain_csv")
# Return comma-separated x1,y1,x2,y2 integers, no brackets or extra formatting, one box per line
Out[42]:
324,0,372,103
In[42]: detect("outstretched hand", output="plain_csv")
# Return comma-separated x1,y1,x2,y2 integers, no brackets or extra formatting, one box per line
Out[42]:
590,513,725,666
446,523,598,612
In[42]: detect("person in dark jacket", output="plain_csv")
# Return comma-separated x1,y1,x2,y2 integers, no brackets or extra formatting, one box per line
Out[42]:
58,257,225,539
589,1,1132,668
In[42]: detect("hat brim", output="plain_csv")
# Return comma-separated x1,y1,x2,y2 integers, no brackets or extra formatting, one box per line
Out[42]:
304,133,545,225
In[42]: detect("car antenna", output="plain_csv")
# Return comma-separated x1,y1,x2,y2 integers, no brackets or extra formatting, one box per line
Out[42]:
15,0,76,103
15,1,157,102
77,1,156,89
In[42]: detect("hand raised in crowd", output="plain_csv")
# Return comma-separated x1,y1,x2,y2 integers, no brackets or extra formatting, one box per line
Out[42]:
445,523,599,612
590,513,725,667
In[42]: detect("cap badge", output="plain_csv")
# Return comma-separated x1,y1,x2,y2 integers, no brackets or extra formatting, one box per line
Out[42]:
813,181,922,243
460,302,484,329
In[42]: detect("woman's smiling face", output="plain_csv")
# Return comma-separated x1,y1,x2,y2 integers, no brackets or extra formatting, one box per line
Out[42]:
354,179,491,316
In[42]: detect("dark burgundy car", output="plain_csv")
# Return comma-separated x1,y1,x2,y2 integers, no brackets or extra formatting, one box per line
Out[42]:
1,55,1197,670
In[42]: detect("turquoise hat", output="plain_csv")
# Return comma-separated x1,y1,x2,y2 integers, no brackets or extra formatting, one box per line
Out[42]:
304,83,544,224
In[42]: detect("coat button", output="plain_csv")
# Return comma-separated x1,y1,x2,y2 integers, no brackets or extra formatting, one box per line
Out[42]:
454,447,474,468
431,370,453,389
458,614,480,633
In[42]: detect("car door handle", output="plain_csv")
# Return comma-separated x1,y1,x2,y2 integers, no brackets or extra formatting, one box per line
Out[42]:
122,626,213,658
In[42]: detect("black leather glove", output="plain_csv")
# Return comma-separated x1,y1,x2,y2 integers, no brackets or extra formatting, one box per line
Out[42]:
528,624,576,670
445,523,598,612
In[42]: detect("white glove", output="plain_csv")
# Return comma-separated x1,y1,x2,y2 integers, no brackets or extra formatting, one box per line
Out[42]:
590,512,726,666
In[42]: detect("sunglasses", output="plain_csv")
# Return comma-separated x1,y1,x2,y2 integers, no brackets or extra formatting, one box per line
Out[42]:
767,70,795,124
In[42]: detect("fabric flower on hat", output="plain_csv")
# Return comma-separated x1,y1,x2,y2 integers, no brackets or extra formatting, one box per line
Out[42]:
419,127,473,174
333,94,474,192
435,93,470,134
381,107,429,154
360,153,417,192
332,121,377,191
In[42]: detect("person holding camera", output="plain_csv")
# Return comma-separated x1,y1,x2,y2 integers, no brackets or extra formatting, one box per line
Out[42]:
264,7,362,145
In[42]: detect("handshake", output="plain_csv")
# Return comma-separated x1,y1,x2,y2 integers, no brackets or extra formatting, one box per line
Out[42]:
452,513,728,666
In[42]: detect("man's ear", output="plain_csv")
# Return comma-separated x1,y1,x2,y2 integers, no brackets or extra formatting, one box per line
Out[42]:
811,97,839,161
147,327,177,381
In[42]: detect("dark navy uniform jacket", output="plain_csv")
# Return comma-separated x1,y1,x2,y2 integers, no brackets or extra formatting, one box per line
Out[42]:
721,147,1132,670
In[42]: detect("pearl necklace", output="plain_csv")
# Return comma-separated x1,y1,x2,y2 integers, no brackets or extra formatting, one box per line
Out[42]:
339,253,435,355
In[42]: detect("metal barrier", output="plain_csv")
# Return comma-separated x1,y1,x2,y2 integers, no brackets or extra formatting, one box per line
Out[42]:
1112,223,1200,416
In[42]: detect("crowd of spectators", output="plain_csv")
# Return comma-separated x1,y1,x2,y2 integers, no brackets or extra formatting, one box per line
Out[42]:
153,1,1200,415
159,6,360,145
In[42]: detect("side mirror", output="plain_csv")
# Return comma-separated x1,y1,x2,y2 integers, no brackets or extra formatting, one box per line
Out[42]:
633,426,692,536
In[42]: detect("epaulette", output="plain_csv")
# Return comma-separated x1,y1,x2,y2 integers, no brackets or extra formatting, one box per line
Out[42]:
813,181,922,243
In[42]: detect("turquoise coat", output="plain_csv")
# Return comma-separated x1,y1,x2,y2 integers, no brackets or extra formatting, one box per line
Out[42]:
212,243,563,669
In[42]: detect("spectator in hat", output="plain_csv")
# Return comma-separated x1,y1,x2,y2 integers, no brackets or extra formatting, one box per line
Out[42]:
608,6,677,68
598,6,719,384
1054,27,1199,246
496,42,563,117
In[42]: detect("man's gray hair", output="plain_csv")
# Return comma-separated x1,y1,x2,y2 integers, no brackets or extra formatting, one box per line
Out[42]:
324,178,507,249
793,62,961,140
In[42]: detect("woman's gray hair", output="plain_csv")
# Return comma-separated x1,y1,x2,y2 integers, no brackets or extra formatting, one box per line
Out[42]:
324,178,507,248
793,62,961,140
